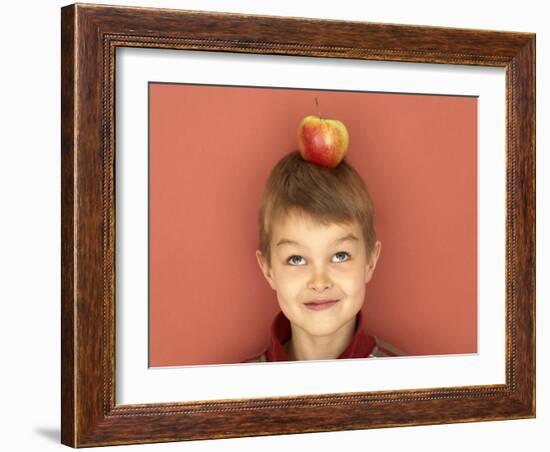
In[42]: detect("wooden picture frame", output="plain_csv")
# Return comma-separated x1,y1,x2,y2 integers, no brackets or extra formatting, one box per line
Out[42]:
61,3,535,447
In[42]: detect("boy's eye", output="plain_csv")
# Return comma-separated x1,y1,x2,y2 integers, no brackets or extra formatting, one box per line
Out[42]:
333,252,351,263
287,255,305,266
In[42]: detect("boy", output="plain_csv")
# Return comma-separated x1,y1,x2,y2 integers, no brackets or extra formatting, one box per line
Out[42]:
245,150,403,362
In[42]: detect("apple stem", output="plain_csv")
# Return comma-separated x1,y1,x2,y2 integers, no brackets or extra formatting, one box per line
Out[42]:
315,97,323,121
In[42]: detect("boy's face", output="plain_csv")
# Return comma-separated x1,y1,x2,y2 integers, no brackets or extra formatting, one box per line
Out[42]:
256,211,381,338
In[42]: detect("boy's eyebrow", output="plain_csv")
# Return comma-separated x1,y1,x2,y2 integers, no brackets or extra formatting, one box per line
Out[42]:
276,233,359,247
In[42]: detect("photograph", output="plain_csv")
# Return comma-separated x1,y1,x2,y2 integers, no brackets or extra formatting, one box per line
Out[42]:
57,0,537,448
147,83,478,367
1,0,544,451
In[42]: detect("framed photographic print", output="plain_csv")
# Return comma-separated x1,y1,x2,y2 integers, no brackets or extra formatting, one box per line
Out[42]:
61,2,535,447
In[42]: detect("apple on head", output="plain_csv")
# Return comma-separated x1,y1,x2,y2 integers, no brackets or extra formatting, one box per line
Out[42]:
296,100,349,168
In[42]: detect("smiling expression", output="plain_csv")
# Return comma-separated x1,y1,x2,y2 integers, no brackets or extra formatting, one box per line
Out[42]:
256,211,381,339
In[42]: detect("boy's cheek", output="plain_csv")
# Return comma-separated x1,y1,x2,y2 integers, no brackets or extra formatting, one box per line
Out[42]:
279,271,306,287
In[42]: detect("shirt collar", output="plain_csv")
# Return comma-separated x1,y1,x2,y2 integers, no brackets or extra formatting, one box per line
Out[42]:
265,309,376,361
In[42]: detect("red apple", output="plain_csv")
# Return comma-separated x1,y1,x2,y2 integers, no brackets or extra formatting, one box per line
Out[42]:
297,115,349,168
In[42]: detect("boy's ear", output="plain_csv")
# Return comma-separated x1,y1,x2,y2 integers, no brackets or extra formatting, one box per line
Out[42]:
256,250,276,291
364,240,382,284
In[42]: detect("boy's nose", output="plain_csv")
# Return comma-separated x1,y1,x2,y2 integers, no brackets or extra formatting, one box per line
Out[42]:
307,269,332,291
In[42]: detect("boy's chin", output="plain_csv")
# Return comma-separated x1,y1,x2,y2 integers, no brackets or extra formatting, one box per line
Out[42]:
299,318,354,338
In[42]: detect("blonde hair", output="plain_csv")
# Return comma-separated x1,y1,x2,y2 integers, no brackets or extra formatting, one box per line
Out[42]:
258,150,377,266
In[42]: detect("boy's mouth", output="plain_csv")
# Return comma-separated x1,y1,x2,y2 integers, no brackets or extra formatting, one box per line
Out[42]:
303,299,339,311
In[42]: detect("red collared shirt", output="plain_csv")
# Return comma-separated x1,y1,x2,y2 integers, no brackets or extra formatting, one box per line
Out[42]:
243,310,404,363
